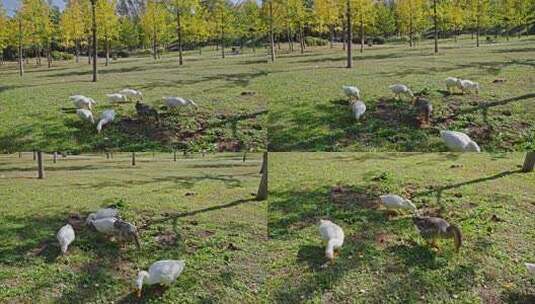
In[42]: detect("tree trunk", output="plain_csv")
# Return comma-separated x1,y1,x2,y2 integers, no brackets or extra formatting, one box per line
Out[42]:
176,9,183,65
360,18,364,53
522,152,535,172
221,13,225,59
18,19,23,77
269,1,275,62
75,39,80,63
433,0,438,53
132,152,136,166
346,0,352,68
47,43,52,68
105,37,110,66
91,0,97,82
37,151,45,179
255,152,268,201
330,25,334,48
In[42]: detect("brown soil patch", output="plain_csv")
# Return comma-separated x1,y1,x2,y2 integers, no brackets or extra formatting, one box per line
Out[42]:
67,213,85,230
155,230,177,246
197,230,215,238
418,207,443,217
375,232,395,249
479,287,501,304
330,185,379,209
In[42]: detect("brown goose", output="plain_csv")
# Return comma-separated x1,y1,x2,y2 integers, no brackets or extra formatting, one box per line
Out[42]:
413,216,462,252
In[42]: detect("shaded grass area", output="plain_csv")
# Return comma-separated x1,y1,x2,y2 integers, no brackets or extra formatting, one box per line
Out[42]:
0,152,267,303
265,153,535,303
266,37,535,151
0,49,267,152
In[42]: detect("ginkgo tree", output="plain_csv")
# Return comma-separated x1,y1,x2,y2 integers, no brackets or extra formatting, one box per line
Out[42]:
396,0,428,47
313,0,340,48
165,0,200,65
0,4,8,64
96,0,119,66
61,0,87,63
141,0,171,60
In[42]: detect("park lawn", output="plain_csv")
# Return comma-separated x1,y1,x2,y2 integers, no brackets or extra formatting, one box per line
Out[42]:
0,152,267,303
265,36,535,152
0,49,268,152
265,152,535,303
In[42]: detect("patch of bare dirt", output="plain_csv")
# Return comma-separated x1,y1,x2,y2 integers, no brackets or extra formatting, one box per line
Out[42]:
26,241,50,257
330,185,379,209
479,287,501,304
468,125,493,142
67,213,85,230
197,230,215,238
155,230,178,246
375,232,396,249
418,207,443,217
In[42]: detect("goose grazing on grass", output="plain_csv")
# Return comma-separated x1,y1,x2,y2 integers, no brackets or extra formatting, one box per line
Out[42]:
76,109,95,124
70,95,96,110
526,263,535,274
118,89,143,101
440,130,481,152
87,217,118,234
342,85,361,101
106,93,128,103
380,194,417,212
351,100,366,120
57,224,75,254
113,219,141,249
163,97,198,111
96,109,116,133
445,77,461,94
319,219,344,263
389,84,414,101
457,79,480,95
86,207,119,225
413,216,462,252
134,260,186,298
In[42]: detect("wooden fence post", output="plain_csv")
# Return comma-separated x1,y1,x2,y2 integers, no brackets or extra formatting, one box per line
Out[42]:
173,150,177,162
256,152,268,201
37,151,45,179
33,151,36,161
18,152,22,158
243,152,247,163
53,152,57,164
132,152,136,166
522,152,535,172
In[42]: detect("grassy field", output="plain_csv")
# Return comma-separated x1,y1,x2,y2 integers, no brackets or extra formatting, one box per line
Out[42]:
266,153,535,303
266,37,535,152
0,152,267,303
0,49,267,152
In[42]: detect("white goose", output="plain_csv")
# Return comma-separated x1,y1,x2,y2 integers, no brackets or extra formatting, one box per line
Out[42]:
87,217,118,234
352,100,366,120
379,194,417,212
134,260,186,297
342,86,361,101
118,89,143,101
70,95,96,110
76,109,95,124
389,84,414,101
96,109,116,133
319,219,344,262
445,77,461,93
440,130,481,152
106,93,128,103
163,97,198,110
86,207,119,225
57,224,75,254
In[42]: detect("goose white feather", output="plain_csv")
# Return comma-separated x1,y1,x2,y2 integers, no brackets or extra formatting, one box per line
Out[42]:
135,260,185,297
380,194,417,211
440,130,481,152
76,109,95,124
70,95,96,110
106,93,128,103
389,84,414,100
457,79,480,95
96,109,116,133
352,100,366,120
445,77,461,93
118,89,143,100
88,217,118,234
86,207,119,225
342,86,361,100
57,224,75,254
319,219,344,260
526,263,535,274
163,96,198,110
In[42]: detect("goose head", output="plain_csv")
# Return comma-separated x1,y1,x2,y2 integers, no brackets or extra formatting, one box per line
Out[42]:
466,141,481,152
134,270,149,297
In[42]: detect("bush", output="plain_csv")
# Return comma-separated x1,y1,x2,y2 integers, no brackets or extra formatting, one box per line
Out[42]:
116,50,130,58
50,51,74,61
304,36,328,46
371,37,386,45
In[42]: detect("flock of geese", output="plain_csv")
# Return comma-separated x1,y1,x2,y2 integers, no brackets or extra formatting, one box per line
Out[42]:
319,194,535,276
56,207,185,297
69,88,199,133
342,77,483,152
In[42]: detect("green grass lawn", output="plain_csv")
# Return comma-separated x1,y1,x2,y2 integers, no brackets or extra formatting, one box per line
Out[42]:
0,152,267,303
266,37,535,152
0,49,267,152
266,153,535,303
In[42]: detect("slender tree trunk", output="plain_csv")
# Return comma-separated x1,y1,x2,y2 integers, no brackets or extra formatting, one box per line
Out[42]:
105,37,110,66
330,25,334,48
360,18,364,53
18,19,23,77
433,0,438,53
221,14,225,59
522,152,535,172
75,39,80,63
37,151,44,179
176,8,183,65
47,42,51,68
346,0,352,68
476,8,480,48
91,0,97,82
255,152,268,200
269,1,275,62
